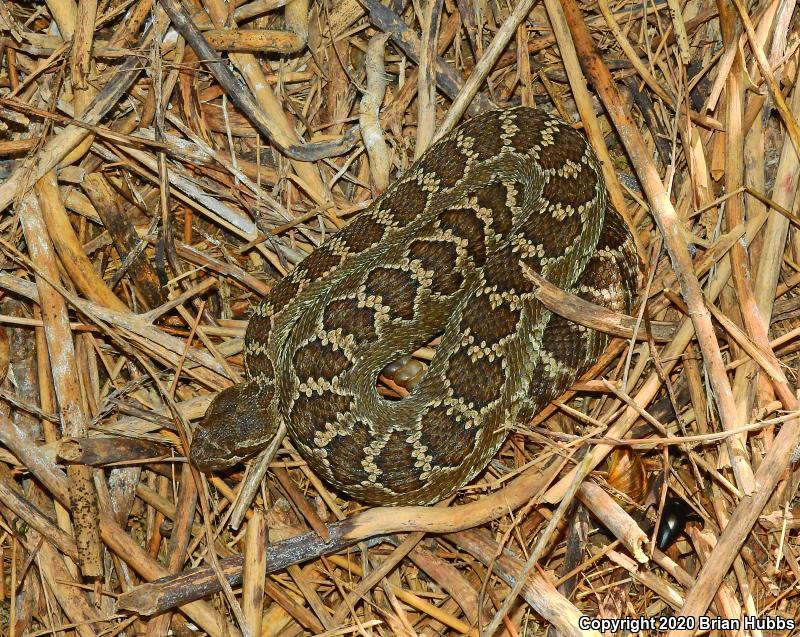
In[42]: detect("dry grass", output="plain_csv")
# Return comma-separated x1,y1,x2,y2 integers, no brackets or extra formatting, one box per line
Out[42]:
0,0,800,635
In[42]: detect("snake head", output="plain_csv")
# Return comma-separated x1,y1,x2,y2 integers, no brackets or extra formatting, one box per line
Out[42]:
190,380,276,472
190,425,244,472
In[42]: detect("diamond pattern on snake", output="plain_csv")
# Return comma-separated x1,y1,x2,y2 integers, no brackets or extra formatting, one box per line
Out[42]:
190,106,640,505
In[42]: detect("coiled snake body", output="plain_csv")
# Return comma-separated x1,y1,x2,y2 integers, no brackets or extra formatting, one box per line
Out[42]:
191,107,640,505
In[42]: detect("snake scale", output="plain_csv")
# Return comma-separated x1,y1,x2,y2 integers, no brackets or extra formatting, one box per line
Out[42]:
191,107,640,505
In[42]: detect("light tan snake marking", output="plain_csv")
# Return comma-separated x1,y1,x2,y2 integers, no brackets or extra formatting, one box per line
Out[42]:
191,107,640,505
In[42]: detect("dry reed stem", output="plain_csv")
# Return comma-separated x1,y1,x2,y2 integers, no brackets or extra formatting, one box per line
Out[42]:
201,0,326,203
560,0,757,497
415,0,442,156
35,172,129,312
63,0,97,167
19,191,102,579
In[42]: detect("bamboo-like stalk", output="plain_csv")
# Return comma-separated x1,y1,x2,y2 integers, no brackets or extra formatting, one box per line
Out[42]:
559,0,757,496
19,192,102,578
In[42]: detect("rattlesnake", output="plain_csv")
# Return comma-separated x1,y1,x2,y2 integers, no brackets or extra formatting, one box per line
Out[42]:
191,107,640,505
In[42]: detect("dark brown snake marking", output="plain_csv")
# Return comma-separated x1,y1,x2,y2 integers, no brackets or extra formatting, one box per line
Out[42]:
191,107,640,505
